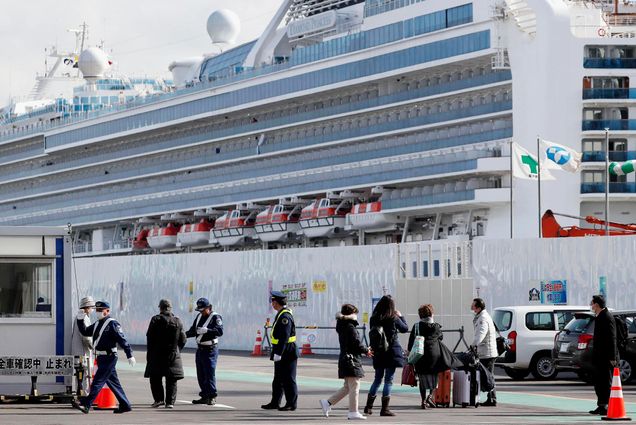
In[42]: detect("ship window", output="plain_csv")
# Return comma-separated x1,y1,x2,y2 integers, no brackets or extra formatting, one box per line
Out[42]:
433,260,440,277
231,210,240,218
422,261,429,277
273,205,283,213
582,171,604,183
0,262,53,319
319,199,330,208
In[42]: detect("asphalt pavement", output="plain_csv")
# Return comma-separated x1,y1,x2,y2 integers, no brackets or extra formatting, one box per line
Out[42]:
1,348,635,424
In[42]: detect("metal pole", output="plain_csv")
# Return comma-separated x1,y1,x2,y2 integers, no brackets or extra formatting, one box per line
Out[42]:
509,140,513,239
605,128,610,236
537,136,542,238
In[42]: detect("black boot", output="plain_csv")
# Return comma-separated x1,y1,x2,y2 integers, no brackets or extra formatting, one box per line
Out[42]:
363,394,376,415
380,396,395,416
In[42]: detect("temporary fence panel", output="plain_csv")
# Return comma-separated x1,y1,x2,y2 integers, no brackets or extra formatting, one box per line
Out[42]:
472,236,636,310
72,244,397,351
395,241,475,351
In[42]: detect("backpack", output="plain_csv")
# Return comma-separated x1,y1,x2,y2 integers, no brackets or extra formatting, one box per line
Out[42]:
369,325,389,353
615,316,629,352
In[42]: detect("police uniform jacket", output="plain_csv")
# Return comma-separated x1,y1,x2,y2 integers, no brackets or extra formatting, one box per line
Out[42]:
270,307,298,361
186,312,223,347
77,315,133,358
593,308,618,364
144,312,187,379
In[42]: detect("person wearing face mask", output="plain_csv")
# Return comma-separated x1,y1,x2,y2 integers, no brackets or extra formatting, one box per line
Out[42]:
186,297,224,406
470,298,498,407
72,301,136,414
588,294,618,416
71,296,95,396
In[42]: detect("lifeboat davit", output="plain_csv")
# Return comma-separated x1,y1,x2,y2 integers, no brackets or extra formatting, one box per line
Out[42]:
346,201,400,230
147,223,181,249
254,204,302,242
177,219,214,247
210,209,257,246
132,228,150,250
299,198,349,238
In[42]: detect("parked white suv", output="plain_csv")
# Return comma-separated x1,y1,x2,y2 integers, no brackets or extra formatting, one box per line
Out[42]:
493,305,589,380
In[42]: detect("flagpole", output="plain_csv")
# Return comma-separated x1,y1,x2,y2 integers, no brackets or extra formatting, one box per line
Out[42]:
605,128,610,236
537,136,542,238
509,140,513,239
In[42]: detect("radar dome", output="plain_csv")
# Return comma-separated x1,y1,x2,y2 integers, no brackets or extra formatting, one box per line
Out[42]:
206,9,241,44
78,47,110,78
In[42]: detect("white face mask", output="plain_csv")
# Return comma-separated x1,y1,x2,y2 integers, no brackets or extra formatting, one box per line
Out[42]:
100,311,109,319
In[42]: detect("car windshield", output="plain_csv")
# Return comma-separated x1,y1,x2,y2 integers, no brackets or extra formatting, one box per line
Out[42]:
493,310,512,331
564,316,593,333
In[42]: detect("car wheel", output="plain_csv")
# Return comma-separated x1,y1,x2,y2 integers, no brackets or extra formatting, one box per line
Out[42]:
619,358,633,383
530,353,558,380
504,367,529,380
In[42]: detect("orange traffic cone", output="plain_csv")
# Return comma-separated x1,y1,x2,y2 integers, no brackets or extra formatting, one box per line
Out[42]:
251,330,264,356
90,359,117,410
602,367,632,421
301,342,314,355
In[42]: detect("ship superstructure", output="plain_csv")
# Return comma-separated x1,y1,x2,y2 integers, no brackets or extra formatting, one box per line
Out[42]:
0,1,633,255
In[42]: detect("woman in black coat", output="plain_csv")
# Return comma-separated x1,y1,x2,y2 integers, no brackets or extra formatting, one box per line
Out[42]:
319,304,370,420
144,299,187,408
407,303,443,409
363,295,408,417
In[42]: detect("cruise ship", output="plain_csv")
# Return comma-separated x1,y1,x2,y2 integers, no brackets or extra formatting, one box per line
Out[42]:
2,0,636,256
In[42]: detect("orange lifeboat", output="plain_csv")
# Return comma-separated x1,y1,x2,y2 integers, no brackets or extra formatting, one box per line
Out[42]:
147,223,181,249
132,228,150,250
177,219,214,247
346,200,400,230
211,209,257,246
299,197,350,238
254,203,302,242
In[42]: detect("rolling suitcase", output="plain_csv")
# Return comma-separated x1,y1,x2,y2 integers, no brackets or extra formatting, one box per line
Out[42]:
434,370,451,407
452,368,480,408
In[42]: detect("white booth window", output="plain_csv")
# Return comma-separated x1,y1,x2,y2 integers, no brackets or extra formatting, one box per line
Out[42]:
0,262,53,318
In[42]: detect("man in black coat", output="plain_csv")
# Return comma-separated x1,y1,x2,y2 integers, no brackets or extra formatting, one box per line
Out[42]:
589,294,618,416
145,299,187,409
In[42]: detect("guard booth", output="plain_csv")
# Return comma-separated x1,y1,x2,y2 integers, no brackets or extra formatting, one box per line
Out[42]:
0,227,74,401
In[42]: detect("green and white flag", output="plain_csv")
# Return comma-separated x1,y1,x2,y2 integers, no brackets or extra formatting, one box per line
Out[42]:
512,142,555,180
609,160,636,176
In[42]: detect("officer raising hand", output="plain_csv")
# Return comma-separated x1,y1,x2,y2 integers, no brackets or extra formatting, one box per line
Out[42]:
261,291,298,411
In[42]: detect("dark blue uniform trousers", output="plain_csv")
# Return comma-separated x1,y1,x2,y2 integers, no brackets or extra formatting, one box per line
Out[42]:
81,354,131,409
272,358,298,407
195,347,218,398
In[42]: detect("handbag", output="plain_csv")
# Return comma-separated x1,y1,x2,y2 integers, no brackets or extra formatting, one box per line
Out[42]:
401,363,417,387
494,324,509,356
407,324,425,365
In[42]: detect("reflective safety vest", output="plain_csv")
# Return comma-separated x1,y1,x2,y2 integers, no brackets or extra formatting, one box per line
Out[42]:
270,308,296,345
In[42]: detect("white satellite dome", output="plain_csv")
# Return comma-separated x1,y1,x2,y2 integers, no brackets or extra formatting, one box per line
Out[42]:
206,9,241,44
78,47,110,78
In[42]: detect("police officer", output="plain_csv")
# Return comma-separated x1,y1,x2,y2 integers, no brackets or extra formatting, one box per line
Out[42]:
261,291,298,411
186,297,223,405
72,301,136,414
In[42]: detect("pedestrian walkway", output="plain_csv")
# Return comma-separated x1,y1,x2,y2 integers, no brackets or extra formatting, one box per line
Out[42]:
2,349,635,424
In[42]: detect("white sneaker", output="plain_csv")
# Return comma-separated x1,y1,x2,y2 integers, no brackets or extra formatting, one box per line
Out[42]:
319,399,331,417
347,411,367,420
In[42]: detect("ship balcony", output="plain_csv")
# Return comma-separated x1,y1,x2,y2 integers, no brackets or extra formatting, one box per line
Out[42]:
582,119,636,131
581,182,636,194
581,150,636,161
582,89,636,100
583,58,636,69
